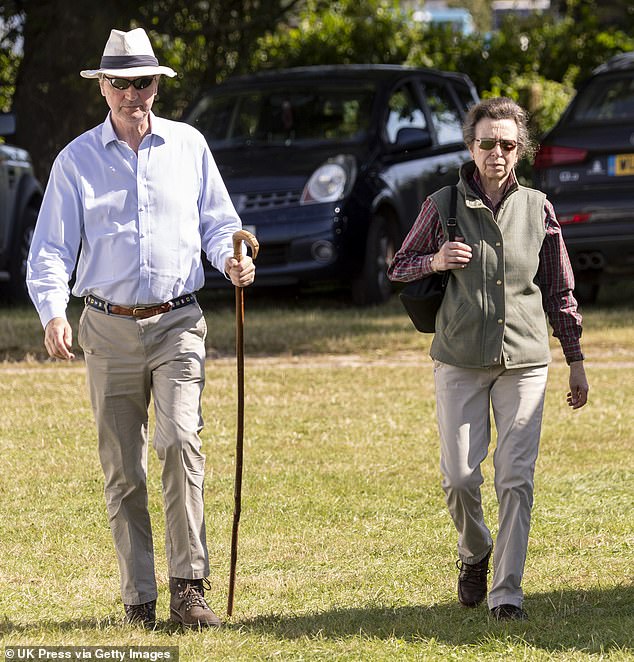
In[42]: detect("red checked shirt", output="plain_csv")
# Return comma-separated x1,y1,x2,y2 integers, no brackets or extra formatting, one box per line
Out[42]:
388,168,584,364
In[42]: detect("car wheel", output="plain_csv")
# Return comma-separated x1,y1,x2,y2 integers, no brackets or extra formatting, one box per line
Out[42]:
8,205,38,304
351,213,397,305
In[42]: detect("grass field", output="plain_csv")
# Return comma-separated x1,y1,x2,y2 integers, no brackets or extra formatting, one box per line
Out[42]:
0,282,632,660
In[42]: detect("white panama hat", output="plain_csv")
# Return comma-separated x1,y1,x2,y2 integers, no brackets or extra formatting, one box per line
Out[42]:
80,27,177,79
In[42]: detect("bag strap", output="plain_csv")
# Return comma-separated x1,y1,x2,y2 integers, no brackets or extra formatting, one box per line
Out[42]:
447,185,457,242
441,185,458,287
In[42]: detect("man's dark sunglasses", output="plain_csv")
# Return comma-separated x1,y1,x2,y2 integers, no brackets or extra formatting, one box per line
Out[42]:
105,76,156,91
476,138,518,152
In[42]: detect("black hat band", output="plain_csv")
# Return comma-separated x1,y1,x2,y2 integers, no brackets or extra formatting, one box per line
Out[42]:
100,55,159,69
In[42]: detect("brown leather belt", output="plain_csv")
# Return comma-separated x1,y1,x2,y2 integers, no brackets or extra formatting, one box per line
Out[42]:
85,293,196,319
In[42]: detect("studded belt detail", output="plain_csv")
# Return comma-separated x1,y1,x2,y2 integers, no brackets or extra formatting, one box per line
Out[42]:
85,293,196,319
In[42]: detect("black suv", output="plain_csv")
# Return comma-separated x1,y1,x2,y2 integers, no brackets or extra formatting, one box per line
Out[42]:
185,65,478,304
533,52,634,302
0,113,42,302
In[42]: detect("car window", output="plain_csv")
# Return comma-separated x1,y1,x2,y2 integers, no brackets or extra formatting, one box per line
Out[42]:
189,85,375,146
385,84,428,144
572,74,634,121
452,82,478,114
424,82,465,145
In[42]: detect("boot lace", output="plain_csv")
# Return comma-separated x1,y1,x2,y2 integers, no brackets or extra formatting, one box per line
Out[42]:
179,578,212,612
456,558,490,585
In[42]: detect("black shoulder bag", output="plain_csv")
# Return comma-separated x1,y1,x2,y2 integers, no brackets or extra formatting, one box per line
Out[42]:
399,185,457,333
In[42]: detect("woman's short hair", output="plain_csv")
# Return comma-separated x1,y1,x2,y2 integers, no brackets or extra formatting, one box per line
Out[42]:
462,97,534,160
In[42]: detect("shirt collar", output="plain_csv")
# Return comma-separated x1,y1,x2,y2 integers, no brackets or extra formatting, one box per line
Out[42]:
467,163,519,212
101,111,168,147
101,114,119,146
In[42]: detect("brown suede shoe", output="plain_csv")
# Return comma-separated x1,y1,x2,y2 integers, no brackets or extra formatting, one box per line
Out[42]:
456,551,491,607
169,577,222,628
124,600,157,628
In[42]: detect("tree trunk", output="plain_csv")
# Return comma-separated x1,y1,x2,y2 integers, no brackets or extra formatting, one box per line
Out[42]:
13,0,137,181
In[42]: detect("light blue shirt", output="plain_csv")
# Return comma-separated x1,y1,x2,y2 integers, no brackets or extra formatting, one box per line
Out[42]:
27,112,241,328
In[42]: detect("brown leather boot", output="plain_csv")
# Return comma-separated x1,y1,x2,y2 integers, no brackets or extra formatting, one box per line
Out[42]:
169,577,222,628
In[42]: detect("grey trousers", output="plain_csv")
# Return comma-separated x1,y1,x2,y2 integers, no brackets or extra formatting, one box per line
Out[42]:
78,303,210,605
433,361,548,609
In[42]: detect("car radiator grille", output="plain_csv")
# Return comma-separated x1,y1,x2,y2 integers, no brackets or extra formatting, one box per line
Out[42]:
242,190,301,210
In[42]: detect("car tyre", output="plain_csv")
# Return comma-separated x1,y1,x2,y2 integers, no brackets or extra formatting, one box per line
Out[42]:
351,213,397,306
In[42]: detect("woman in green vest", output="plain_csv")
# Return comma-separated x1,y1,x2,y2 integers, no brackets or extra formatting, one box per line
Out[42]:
388,97,589,621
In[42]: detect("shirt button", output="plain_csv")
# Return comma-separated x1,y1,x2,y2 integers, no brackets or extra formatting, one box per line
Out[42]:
496,279,502,285
497,319,504,324
493,357,499,363
139,206,145,212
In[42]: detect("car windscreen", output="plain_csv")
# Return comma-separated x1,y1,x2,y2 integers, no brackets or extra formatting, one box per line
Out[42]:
188,84,376,147
571,73,634,121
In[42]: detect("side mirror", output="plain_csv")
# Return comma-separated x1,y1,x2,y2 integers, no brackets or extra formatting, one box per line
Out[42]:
395,126,432,149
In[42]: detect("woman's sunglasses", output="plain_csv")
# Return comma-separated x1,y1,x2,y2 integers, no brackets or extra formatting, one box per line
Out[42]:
104,76,156,91
476,138,518,152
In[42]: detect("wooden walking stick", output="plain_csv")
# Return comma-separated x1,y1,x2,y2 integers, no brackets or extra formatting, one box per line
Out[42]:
228,229,259,617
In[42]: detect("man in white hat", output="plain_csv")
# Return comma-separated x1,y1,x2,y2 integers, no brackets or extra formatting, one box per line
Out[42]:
27,27,255,629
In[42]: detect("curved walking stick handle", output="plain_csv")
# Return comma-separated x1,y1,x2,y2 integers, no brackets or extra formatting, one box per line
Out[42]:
232,229,259,263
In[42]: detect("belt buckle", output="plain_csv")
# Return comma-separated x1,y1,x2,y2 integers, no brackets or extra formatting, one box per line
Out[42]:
132,302,172,317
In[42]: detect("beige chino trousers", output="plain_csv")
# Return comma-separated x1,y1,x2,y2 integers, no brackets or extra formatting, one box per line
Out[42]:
433,361,548,609
78,303,210,605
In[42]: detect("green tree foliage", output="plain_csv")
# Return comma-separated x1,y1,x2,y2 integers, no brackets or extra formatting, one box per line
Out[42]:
250,1,633,140
0,50,19,114
6,1,140,179
0,0,302,179
403,12,633,121
558,0,634,32
439,0,493,33
138,0,304,117
1,0,634,178
0,6,21,113
252,0,416,69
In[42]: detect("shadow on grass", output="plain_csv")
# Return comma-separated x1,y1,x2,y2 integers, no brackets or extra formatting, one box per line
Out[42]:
0,617,199,636
236,585,634,653
1,586,632,653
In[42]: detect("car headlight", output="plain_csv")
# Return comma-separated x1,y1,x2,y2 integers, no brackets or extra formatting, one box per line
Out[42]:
300,155,357,205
